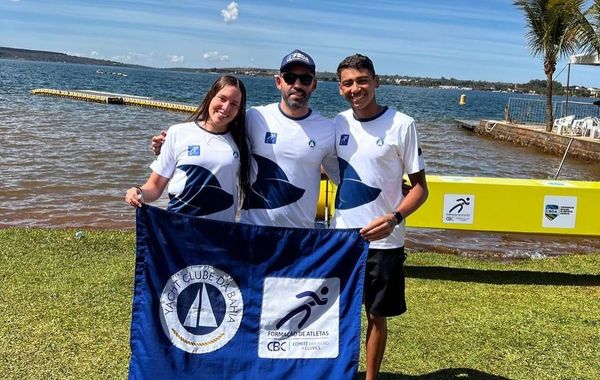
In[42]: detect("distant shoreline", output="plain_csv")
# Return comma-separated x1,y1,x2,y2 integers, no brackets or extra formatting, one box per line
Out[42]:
0,46,146,68
2,46,597,96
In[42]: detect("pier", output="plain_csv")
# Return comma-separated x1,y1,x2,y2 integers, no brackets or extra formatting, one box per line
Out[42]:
31,88,196,113
456,119,600,162
455,119,478,131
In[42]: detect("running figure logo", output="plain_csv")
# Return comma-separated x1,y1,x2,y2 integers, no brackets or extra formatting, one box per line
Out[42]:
443,194,475,224
259,277,340,359
276,286,329,329
449,197,470,213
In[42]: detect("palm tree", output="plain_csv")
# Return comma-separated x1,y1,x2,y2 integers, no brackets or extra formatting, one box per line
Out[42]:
579,0,600,54
514,0,594,132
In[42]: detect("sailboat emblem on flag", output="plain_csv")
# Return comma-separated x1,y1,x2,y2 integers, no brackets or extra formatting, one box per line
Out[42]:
184,283,218,328
159,265,244,354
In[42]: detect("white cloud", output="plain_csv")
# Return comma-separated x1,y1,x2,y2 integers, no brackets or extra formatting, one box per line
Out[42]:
111,51,156,66
203,51,229,62
168,55,184,63
90,51,102,59
66,51,82,57
221,2,239,24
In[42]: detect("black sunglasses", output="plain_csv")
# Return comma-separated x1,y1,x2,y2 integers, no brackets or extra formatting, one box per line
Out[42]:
281,72,314,86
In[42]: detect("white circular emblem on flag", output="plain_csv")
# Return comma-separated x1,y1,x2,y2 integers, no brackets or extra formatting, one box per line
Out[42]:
159,265,243,353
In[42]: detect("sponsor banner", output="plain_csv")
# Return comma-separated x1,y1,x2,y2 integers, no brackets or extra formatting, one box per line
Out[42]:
542,196,577,228
128,205,368,380
443,194,475,224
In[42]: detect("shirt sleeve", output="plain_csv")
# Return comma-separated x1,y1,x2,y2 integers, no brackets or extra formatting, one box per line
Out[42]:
401,120,425,175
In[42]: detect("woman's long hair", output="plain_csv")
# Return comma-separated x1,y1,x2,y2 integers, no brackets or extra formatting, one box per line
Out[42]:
187,75,250,201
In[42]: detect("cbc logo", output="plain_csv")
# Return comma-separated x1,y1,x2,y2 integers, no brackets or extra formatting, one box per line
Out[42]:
267,341,287,352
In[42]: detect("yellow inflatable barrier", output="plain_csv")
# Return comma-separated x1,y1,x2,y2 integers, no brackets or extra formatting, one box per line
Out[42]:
31,88,196,113
316,180,336,221
316,176,599,236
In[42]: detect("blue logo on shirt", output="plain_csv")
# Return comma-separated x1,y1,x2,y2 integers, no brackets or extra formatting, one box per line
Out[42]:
335,158,381,210
339,134,349,146
188,145,201,156
168,165,234,216
242,154,305,210
265,132,278,144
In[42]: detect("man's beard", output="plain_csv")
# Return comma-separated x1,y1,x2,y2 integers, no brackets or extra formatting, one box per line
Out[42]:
283,89,310,110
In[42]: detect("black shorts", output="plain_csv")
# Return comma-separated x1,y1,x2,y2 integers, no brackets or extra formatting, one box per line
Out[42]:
364,247,407,317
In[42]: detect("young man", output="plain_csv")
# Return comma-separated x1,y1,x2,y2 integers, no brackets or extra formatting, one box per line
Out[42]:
151,49,337,227
332,54,428,380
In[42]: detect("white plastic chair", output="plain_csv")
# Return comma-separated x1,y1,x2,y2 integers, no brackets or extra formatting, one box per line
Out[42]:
588,117,600,139
573,117,600,138
552,115,575,134
570,118,587,136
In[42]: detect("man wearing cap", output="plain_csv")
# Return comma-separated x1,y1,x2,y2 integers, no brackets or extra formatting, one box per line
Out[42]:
151,49,337,228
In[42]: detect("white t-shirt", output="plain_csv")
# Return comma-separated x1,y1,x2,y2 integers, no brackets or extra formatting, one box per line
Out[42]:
240,103,338,228
150,121,240,222
332,107,425,248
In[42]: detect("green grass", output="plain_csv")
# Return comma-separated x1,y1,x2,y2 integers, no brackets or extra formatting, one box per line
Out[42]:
0,229,134,379
377,254,600,380
1,228,599,380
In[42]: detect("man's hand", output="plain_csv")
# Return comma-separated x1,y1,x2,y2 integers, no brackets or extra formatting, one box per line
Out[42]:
151,130,167,155
360,214,397,242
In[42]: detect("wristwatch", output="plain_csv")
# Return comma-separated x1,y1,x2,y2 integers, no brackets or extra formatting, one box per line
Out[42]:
393,211,404,225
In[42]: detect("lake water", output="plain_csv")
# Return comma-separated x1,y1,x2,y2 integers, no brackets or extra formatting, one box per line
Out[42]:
1,59,598,258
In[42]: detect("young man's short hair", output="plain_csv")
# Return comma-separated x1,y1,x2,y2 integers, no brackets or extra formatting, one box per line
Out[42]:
336,54,376,79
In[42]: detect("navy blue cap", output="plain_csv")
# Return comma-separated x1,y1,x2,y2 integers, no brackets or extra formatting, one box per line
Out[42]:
280,49,316,74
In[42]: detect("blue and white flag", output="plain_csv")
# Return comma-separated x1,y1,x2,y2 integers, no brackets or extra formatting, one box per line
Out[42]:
128,205,368,380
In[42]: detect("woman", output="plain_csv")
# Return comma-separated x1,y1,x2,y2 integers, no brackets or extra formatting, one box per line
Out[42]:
125,75,249,222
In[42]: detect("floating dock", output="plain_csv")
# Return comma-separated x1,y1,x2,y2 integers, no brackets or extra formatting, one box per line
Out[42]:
31,88,196,113
317,176,599,237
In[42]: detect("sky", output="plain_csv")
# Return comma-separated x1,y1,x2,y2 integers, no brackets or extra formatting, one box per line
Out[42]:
2,0,599,87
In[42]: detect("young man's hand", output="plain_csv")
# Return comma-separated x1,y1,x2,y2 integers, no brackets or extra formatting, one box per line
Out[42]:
360,214,397,241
